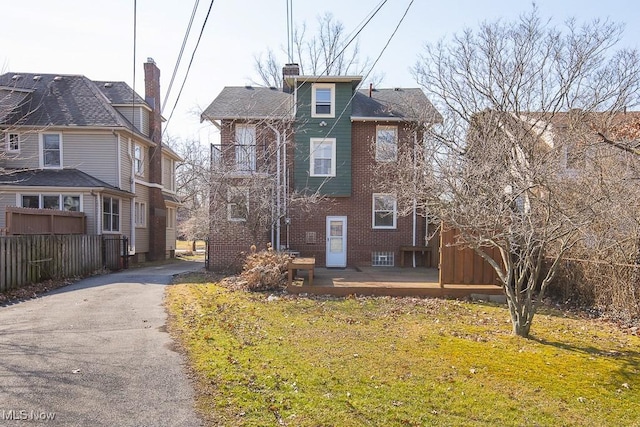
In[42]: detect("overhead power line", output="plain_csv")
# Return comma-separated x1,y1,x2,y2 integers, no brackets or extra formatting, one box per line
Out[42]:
162,0,201,114
163,0,216,138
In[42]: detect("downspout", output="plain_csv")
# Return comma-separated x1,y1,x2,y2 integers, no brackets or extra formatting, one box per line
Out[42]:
283,128,289,249
412,130,418,267
267,123,282,251
127,137,136,254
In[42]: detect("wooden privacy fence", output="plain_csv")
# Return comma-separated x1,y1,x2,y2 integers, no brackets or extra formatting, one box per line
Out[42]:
439,227,501,286
0,234,127,292
6,207,86,235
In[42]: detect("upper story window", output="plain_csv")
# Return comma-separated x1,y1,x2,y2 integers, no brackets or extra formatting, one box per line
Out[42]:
134,143,144,176
312,83,335,118
168,158,176,191
235,124,256,172
5,132,20,152
41,133,62,168
309,138,336,177
372,193,397,229
376,126,398,162
103,196,120,232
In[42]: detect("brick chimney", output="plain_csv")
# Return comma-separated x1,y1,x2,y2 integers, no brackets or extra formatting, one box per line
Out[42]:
282,63,299,94
144,57,166,261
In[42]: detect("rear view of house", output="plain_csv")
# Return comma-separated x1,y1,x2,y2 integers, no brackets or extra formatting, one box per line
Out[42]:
202,65,440,270
0,59,180,261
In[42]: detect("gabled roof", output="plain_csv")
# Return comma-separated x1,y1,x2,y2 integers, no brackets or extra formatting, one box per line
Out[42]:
201,86,294,121
0,72,149,130
352,88,440,122
201,84,440,124
0,168,130,194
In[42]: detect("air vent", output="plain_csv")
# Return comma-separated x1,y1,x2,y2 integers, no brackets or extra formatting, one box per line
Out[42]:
305,231,316,244
33,75,42,81
53,76,63,81
104,82,113,88
11,75,22,80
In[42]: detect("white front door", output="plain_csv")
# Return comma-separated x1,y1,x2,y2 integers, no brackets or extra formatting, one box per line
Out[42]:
326,216,347,267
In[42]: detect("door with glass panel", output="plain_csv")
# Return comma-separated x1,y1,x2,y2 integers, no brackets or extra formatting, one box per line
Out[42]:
326,216,347,267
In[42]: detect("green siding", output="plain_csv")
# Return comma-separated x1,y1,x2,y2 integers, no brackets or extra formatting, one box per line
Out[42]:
294,81,352,196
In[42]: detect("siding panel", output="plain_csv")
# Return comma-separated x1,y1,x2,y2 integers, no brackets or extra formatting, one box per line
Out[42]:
64,132,119,186
294,81,352,196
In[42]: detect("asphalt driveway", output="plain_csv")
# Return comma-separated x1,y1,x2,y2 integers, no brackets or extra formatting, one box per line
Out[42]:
0,260,204,426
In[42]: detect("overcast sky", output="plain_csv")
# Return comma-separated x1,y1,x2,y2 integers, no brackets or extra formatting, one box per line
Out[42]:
2,0,639,144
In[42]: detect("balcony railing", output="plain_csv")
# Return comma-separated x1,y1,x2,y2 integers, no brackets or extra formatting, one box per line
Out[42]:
211,144,274,174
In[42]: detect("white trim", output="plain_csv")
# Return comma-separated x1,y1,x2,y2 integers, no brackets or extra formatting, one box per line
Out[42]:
375,125,398,162
309,138,336,177
326,216,347,267
311,83,335,118
134,143,144,176
350,116,408,122
39,132,63,169
5,132,20,153
134,200,147,228
372,193,397,229
18,193,83,211
102,196,121,232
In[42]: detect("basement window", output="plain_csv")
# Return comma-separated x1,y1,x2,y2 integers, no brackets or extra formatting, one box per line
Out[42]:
372,251,394,267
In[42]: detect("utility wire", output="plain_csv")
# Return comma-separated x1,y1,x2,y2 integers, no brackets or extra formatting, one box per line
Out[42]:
163,0,216,138
162,0,200,114
131,0,137,134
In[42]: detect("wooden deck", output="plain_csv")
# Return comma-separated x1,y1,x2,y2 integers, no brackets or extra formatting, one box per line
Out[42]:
286,267,503,298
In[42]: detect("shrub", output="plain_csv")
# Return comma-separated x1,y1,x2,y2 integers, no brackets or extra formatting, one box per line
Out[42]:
238,245,291,292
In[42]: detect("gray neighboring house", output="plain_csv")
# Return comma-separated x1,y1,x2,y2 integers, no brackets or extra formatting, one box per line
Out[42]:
0,58,180,261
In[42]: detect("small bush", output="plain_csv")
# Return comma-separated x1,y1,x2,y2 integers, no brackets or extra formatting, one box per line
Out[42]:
238,245,291,292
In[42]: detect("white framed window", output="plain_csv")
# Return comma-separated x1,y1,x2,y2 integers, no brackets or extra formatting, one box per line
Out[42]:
309,138,336,177
235,124,256,172
167,207,175,229
20,194,81,211
168,158,176,191
376,125,398,162
311,83,335,118
563,143,584,171
103,197,120,232
135,201,147,227
41,133,62,168
227,186,248,221
372,193,397,229
134,144,144,176
5,132,20,152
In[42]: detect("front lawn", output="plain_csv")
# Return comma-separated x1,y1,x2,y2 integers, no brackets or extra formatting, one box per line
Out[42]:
166,274,640,426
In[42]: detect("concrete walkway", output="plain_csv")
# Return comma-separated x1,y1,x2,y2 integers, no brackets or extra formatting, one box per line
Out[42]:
0,260,204,426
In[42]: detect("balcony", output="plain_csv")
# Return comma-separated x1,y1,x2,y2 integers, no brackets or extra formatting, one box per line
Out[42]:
211,143,275,176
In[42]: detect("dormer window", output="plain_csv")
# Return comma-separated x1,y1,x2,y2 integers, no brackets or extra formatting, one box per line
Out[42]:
312,83,335,118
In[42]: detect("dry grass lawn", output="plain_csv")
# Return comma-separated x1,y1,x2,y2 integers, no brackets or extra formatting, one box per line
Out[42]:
166,273,640,426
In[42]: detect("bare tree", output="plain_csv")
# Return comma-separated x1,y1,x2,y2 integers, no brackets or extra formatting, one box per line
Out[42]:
171,138,211,249
253,13,381,87
377,8,640,337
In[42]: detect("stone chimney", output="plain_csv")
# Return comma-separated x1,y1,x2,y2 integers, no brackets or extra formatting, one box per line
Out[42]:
144,57,166,261
282,63,299,94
